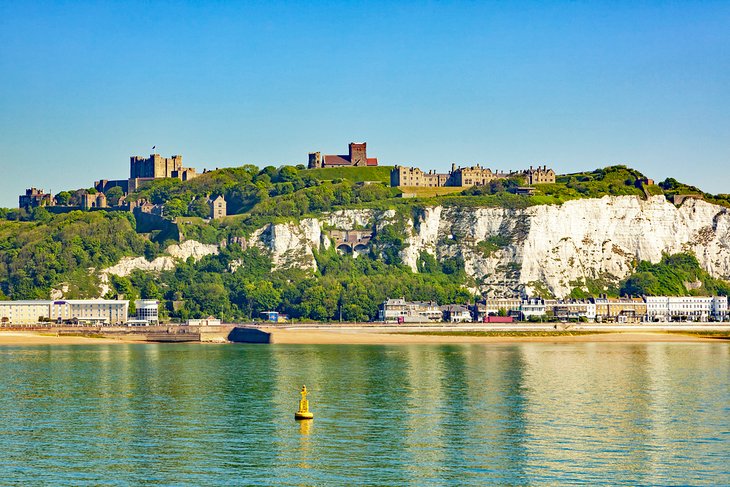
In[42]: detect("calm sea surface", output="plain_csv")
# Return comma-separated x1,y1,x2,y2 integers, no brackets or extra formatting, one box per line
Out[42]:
0,342,728,486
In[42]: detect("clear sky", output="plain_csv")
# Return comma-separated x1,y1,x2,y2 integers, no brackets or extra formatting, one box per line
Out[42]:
1,1,728,207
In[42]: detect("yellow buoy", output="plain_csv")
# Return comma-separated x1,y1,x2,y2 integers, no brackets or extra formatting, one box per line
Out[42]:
295,384,314,420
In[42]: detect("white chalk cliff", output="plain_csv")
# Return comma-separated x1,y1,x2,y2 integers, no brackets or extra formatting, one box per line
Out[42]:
245,195,730,298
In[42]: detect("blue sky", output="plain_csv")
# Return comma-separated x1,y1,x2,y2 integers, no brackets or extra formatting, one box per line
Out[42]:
1,1,728,207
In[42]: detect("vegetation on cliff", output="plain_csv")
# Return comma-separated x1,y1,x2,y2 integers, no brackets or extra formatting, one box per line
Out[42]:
620,253,730,297
111,244,474,322
0,211,147,299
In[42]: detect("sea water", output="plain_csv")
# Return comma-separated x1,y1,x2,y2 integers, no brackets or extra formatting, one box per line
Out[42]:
0,343,727,485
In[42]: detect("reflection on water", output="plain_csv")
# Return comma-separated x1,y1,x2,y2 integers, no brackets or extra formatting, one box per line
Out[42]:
0,343,727,485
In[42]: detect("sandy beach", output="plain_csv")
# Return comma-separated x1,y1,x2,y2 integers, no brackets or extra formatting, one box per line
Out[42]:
0,328,725,346
0,332,131,345
261,328,724,345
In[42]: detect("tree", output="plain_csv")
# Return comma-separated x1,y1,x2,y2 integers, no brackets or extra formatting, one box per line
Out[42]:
188,197,211,218
30,207,51,223
244,281,281,317
164,198,186,218
55,191,71,206
417,252,440,274
105,186,124,206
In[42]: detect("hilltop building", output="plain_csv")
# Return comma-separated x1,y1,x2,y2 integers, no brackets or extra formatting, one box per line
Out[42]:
128,153,198,192
523,165,555,185
93,153,199,196
308,142,378,168
210,195,227,220
390,166,448,188
446,163,515,187
94,179,129,194
391,163,556,188
81,192,107,210
19,188,52,209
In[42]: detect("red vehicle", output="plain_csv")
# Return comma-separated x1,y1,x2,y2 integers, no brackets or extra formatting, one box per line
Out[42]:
484,315,514,323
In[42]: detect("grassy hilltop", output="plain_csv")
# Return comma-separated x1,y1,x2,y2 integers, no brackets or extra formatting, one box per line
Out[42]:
1,163,729,321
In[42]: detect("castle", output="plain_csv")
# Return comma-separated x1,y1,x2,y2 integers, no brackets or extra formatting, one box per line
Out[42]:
308,142,378,168
391,164,555,188
127,153,198,192
19,188,52,209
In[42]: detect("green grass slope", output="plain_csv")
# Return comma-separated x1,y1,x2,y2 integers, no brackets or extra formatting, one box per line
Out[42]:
305,166,393,184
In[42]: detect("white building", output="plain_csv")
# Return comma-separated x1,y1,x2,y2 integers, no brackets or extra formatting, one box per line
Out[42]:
187,317,222,327
441,305,472,323
645,296,728,322
0,300,129,325
134,299,160,325
379,299,442,322
520,298,548,318
0,301,52,325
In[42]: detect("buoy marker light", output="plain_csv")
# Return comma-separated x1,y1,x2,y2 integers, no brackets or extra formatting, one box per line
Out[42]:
295,384,314,420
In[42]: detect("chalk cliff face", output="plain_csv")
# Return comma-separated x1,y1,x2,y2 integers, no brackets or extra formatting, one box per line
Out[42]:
246,196,730,298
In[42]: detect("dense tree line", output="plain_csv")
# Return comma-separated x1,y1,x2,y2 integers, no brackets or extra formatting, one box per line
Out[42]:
103,243,474,322
0,211,147,299
620,253,730,297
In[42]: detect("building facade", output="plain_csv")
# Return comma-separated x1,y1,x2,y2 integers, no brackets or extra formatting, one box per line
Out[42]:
308,142,378,168
19,188,52,209
390,166,448,188
0,300,129,325
645,296,728,322
134,299,159,325
210,195,227,220
591,297,646,323
441,305,472,322
379,299,442,322
523,165,556,184
553,300,597,321
128,153,198,192
81,192,107,210
477,297,522,317
391,163,556,189
520,298,548,318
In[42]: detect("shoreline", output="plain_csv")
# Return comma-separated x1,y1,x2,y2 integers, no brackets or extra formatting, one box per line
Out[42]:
0,328,727,346
259,328,726,345
0,332,136,345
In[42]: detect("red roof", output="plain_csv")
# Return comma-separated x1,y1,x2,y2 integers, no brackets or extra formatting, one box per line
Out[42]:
323,155,352,165
322,155,379,166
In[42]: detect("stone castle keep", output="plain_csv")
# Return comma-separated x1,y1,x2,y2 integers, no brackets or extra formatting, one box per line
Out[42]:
390,164,555,188
128,153,198,192
93,153,200,195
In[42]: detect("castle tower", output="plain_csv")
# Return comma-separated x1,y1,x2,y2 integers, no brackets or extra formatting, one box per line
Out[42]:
308,152,322,169
349,143,367,166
